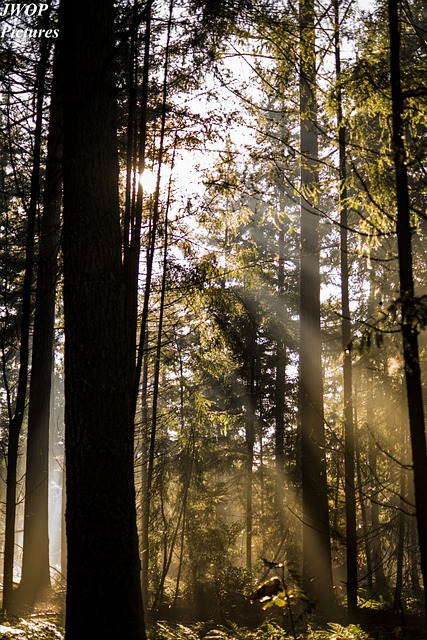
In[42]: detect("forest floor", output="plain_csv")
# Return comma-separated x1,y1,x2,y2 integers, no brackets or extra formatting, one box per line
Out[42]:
0,605,426,639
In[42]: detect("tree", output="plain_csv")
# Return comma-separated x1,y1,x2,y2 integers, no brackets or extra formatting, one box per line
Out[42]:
299,0,335,612
2,32,50,614
334,0,357,621
18,42,62,608
59,0,146,636
388,0,427,621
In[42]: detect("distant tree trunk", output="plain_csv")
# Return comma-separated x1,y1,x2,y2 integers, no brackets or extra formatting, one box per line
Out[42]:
368,407,387,595
389,0,427,621
275,187,286,525
126,0,153,422
2,34,49,614
59,0,145,637
365,285,387,597
18,44,62,608
299,0,335,611
61,462,67,578
393,394,407,614
246,326,256,574
140,335,150,610
354,394,373,595
334,0,357,622
139,0,173,607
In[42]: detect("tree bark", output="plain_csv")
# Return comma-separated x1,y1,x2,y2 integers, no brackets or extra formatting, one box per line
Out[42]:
334,0,357,621
388,0,427,621
299,0,335,611
59,0,145,637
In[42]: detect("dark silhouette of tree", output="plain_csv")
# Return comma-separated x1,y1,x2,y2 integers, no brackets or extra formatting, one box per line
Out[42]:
334,0,357,622
18,43,62,608
59,0,146,636
299,0,335,612
2,33,50,615
388,0,427,621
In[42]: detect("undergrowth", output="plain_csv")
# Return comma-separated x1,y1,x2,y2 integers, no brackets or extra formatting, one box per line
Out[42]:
0,617,63,639
148,621,378,640
147,619,427,639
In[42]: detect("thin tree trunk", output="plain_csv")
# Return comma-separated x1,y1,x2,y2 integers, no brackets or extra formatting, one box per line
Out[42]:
275,186,286,525
368,420,387,595
389,0,427,621
393,393,406,615
153,440,193,610
334,0,357,621
246,327,256,574
354,394,373,595
140,335,150,610
139,0,174,607
126,0,154,421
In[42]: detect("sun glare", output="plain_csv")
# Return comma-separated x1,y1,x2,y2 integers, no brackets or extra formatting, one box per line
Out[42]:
139,167,157,194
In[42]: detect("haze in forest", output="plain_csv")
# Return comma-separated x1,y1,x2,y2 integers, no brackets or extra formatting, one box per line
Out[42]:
0,0,426,639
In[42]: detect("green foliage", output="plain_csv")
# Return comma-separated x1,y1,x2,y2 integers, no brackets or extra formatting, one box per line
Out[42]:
307,623,372,640
0,618,63,640
148,621,294,640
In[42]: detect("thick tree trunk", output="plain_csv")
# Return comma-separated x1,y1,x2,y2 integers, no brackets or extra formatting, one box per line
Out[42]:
388,0,427,621
18,44,62,607
59,0,145,637
299,0,335,611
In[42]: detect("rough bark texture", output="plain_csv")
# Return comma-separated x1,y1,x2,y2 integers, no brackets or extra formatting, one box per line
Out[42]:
60,0,146,637
389,0,427,621
299,0,335,610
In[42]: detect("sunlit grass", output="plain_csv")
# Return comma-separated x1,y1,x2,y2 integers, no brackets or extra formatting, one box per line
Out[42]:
147,621,378,640
0,617,63,639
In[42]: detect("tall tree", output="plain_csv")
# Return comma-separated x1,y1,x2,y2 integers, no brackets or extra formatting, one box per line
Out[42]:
334,0,357,621
59,0,146,636
2,34,50,614
18,43,62,608
299,0,335,611
388,0,427,620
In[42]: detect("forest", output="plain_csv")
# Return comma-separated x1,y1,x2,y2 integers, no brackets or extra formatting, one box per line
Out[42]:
0,0,426,638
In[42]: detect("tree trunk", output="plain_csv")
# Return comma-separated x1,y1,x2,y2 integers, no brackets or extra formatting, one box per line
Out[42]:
18,43,62,608
299,0,335,611
275,187,286,526
368,418,387,595
388,0,427,621
59,0,145,637
246,328,256,574
139,1,173,608
126,0,153,422
393,394,407,615
2,34,49,614
334,0,357,621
